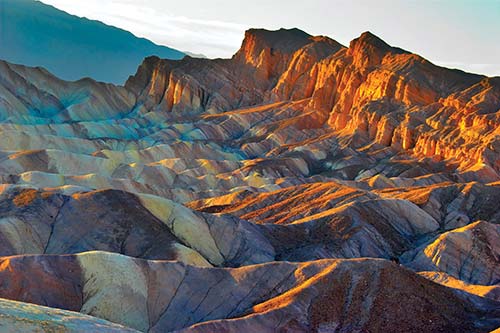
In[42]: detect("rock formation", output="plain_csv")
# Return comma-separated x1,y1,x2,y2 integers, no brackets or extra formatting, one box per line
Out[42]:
0,27,499,332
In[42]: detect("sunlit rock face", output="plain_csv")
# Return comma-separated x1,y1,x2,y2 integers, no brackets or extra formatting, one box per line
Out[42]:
124,29,499,181
402,221,500,285
0,27,499,332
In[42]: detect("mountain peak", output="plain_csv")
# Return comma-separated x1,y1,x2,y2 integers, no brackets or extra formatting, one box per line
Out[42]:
231,28,316,85
0,0,184,84
233,28,313,62
347,31,403,68
352,31,391,50
245,28,312,44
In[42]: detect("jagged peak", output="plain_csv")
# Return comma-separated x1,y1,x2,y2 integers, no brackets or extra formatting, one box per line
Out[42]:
311,35,341,44
143,55,162,63
303,35,345,52
347,31,406,67
288,35,345,65
233,28,313,61
350,31,391,52
245,27,312,44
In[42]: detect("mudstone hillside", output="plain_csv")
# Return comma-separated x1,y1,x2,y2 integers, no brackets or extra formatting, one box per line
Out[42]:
0,28,499,332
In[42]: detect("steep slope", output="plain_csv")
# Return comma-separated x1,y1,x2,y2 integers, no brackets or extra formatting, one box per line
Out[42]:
0,0,185,84
126,28,499,181
125,29,344,115
403,221,500,285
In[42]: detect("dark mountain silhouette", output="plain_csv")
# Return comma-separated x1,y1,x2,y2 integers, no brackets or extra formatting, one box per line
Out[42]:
0,0,185,84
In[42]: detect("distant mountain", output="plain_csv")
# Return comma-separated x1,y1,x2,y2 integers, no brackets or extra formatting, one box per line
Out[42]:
0,0,185,84
183,51,208,59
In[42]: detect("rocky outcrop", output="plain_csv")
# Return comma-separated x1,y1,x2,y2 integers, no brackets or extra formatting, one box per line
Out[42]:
125,29,343,116
233,28,315,87
123,28,499,180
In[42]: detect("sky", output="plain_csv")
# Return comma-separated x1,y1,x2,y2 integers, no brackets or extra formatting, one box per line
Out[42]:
39,0,500,76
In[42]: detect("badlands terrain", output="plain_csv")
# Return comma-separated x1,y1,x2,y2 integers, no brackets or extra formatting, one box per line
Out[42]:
0,28,499,332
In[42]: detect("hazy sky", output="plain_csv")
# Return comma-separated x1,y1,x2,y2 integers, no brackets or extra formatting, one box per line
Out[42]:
39,0,500,76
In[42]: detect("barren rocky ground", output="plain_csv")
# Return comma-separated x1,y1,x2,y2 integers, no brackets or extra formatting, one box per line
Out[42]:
0,27,499,332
